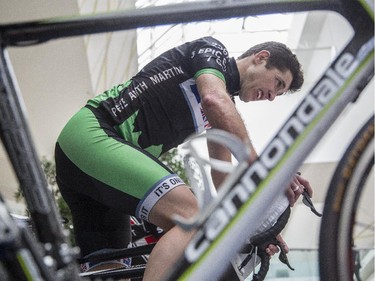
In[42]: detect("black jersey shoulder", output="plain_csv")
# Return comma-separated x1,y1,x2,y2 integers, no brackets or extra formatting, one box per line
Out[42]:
139,36,230,79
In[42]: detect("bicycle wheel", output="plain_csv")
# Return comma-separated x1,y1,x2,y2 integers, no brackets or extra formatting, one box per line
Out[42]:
319,115,374,281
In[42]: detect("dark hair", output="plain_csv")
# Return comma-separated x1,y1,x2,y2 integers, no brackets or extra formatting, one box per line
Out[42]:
238,41,304,93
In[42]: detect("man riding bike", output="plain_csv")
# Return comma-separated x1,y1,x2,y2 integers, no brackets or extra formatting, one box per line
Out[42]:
55,36,312,280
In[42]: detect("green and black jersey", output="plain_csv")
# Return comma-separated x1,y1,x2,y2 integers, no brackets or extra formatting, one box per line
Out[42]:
56,36,240,224
86,36,240,156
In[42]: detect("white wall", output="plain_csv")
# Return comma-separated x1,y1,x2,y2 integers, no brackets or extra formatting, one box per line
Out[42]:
78,0,137,94
0,0,89,213
0,0,137,213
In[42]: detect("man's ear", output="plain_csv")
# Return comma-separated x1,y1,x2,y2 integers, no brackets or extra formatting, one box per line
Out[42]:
254,50,270,64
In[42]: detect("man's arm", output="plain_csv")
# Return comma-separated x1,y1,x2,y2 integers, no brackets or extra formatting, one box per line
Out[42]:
196,73,257,188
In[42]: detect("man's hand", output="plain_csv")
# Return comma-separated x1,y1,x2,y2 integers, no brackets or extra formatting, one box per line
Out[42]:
267,174,313,256
266,234,289,256
287,174,313,207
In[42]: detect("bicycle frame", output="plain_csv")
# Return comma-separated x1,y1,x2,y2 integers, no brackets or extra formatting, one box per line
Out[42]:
0,0,373,280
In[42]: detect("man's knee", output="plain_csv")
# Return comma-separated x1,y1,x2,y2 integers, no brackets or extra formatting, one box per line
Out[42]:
148,185,198,231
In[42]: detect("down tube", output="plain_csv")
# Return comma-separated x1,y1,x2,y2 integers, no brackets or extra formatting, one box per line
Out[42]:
165,34,374,281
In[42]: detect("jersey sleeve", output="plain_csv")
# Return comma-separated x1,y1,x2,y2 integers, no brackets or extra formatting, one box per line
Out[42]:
188,37,230,82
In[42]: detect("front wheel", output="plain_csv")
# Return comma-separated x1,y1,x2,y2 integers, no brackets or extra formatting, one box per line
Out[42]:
319,115,374,281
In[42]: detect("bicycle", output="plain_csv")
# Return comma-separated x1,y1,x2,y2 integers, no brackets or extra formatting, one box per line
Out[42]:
0,0,373,280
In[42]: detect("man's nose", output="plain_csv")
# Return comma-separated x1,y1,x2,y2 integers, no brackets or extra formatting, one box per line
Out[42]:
268,90,276,101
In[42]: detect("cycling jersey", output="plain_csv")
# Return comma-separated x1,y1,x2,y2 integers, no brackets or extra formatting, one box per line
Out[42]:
55,36,240,255
86,36,240,156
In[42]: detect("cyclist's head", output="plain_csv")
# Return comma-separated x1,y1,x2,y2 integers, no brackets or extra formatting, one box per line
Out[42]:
238,42,304,93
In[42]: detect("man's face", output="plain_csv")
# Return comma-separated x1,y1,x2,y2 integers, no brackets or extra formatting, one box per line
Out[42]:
239,51,293,102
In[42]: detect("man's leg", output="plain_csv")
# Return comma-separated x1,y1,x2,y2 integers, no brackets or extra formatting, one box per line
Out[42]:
143,185,199,281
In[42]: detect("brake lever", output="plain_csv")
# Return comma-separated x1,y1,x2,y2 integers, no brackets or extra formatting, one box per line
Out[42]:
302,190,322,217
278,242,294,271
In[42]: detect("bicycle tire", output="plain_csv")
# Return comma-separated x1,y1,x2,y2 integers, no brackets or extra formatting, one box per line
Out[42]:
319,115,374,281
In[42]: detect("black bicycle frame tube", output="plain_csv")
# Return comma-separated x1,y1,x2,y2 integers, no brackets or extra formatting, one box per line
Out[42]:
0,46,63,243
0,47,81,280
1,0,340,47
0,0,373,280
